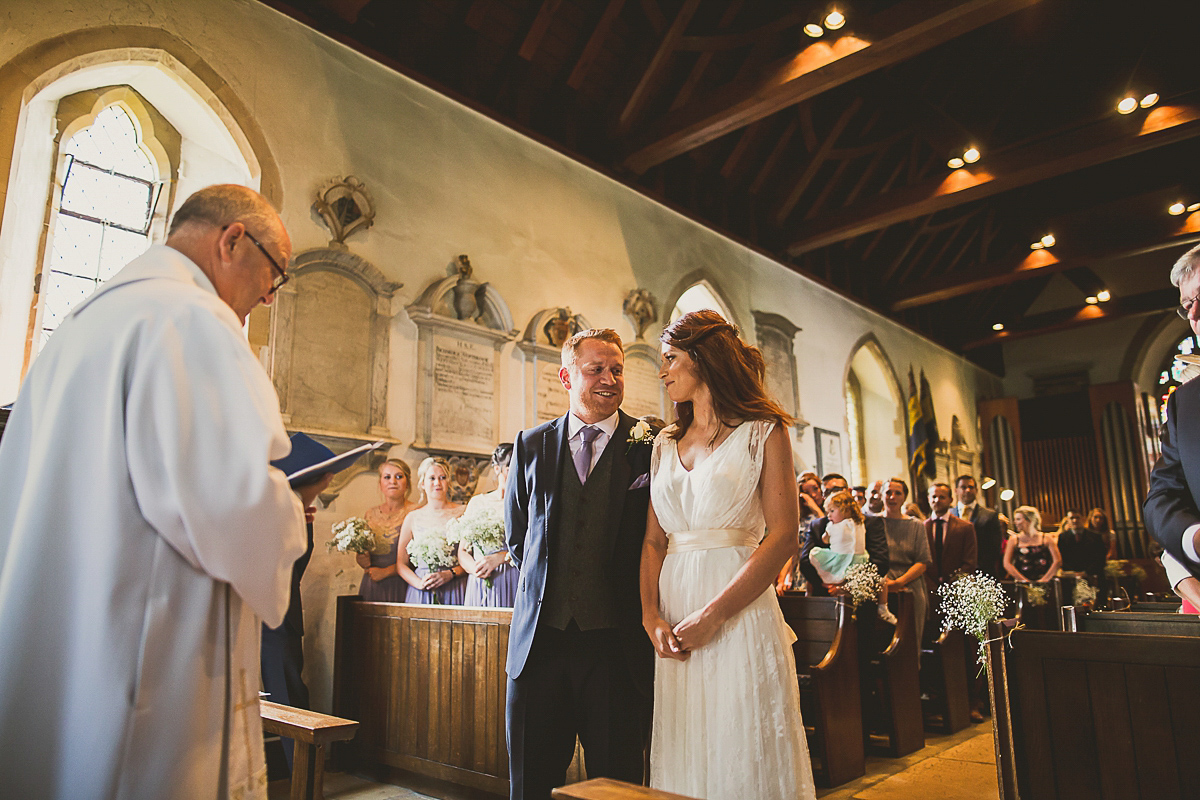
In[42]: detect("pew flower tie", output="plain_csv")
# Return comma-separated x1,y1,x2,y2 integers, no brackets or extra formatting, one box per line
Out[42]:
445,507,507,588
1073,577,1098,606
841,562,883,609
937,572,1009,666
1024,584,1047,607
327,517,375,554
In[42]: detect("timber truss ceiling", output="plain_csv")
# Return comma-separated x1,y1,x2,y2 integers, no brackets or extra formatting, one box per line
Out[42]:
263,0,1200,373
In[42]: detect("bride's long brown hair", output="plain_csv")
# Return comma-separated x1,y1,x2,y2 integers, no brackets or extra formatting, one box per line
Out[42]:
661,310,793,441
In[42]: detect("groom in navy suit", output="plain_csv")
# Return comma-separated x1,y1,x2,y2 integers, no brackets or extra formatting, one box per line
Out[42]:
505,328,656,800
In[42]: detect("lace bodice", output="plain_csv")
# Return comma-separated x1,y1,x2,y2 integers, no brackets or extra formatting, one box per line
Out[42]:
650,420,773,539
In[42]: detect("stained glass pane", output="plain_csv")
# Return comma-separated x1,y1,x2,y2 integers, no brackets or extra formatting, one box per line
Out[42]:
98,226,151,281
61,161,153,231
42,271,98,331
49,215,103,280
62,105,155,181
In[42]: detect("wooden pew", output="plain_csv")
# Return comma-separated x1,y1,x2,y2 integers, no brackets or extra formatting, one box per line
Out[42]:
1062,606,1200,636
1129,599,1184,612
1000,579,1064,630
858,590,924,757
260,701,358,800
919,627,971,734
778,595,865,787
986,620,1200,799
552,777,697,799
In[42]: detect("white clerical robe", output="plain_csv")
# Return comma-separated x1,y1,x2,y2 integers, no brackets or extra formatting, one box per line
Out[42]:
0,246,306,799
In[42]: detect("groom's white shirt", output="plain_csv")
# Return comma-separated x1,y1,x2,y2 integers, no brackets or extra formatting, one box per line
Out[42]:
566,410,619,478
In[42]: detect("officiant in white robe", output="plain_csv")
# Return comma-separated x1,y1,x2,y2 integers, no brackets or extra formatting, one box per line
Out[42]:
0,185,324,800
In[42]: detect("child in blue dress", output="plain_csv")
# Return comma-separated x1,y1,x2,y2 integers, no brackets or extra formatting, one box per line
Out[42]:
811,490,896,623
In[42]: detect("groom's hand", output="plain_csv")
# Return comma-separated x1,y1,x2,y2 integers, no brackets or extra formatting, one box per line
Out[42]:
644,615,689,661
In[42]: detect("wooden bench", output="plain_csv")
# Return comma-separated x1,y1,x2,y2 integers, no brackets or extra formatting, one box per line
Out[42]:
1062,606,1200,636
778,594,865,787
986,619,1200,799
1129,599,1184,612
1000,579,1064,630
552,777,697,799
919,627,971,733
858,590,924,757
260,701,358,800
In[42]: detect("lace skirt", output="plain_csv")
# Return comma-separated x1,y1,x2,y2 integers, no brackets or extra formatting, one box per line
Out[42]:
652,545,816,800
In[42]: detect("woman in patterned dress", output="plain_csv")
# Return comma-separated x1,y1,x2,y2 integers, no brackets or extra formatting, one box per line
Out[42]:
356,459,421,602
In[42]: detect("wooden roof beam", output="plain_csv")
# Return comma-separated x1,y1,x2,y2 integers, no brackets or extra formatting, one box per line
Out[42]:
567,0,626,88
890,197,1200,311
616,0,701,135
960,288,1180,350
788,103,1200,257
622,0,1039,174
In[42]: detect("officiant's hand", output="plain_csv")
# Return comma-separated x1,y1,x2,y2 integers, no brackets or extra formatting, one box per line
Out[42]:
295,474,333,508
644,614,688,661
673,609,720,653
472,552,507,579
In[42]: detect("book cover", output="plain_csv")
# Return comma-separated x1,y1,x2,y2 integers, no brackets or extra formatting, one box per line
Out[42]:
272,432,388,487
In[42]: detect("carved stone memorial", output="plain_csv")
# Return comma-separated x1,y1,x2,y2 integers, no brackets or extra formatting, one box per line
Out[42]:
409,258,515,455
753,311,804,430
621,342,665,421
517,307,590,425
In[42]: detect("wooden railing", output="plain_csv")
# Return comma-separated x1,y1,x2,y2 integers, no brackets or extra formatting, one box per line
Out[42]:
332,598,511,796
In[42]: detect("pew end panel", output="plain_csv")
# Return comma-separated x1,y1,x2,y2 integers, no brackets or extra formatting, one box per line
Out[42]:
779,595,865,787
857,591,924,757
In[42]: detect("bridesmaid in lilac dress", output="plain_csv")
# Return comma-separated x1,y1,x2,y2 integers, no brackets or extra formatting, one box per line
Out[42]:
396,456,468,604
459,443,519,607
356,459,420,602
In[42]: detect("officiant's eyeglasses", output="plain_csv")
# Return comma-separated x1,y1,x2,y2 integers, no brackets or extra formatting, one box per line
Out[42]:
1179,292,1200,320
227,225,289,294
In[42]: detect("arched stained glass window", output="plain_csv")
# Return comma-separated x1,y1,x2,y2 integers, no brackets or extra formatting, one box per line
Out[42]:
40,104,161,350
1157,332,1200,423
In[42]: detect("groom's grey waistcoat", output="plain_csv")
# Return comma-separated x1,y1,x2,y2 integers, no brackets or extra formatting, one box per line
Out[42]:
540,440,619,630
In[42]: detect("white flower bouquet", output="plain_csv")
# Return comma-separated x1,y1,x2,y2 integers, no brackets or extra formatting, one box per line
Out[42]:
445,507,506,587
841,562,883,609
406,529,458,571
1024,583,1047,607
327,517,375,554
937,572,1010,666
1073,577,1098,606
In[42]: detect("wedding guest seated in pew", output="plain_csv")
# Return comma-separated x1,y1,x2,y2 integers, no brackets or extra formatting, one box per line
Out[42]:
1002,505,1060,583
458,443,519,607
1055,508,1106,589
356,459,421,602
397,456,468,604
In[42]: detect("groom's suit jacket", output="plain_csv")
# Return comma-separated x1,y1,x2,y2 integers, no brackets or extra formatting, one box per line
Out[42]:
505,409,655,682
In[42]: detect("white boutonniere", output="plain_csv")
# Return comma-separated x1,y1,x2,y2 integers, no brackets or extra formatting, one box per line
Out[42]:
626,419,654,452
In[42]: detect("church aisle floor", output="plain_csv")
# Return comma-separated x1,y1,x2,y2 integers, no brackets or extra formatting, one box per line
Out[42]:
269,720,998,800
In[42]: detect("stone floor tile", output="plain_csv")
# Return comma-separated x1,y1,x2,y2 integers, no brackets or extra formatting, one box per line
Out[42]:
852,758,999,800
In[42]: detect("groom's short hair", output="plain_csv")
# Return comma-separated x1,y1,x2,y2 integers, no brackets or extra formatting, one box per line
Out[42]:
561,328,624,370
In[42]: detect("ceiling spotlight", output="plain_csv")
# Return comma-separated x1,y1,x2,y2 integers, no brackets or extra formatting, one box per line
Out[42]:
947,157,965,169
963,147,980,164
1140,93,1159,108
1000,488,1015,502
981,477,996,490
992,322,1005,331
824,10,846,30
1117,96,1138,114
1041,233,1056,248
1170,202,1187,215
1030,241,1044,250
1086,296,1099,305
1096,289,1111,302
804,23,824,37
1189,203,1200,213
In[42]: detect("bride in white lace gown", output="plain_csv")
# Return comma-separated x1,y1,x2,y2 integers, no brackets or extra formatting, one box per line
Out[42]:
640,311,815,800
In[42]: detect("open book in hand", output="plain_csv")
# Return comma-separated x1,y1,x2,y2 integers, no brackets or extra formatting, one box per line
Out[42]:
271,432,388,488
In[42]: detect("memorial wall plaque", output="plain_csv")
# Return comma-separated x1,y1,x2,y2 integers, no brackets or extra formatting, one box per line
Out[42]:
623,347,664,421
536,361,570,422
760,329,797,418
430,333,496,452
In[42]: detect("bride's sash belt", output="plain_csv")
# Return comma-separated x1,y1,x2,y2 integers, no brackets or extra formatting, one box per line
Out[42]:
667,528,759,554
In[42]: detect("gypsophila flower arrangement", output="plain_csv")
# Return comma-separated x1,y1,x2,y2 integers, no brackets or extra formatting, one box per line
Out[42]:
1024,583,1047,607
406,528,459,571
937,572,1010,666
1073,577,1098,606
445,507,506,587
841,562,884,609
327,517,375,554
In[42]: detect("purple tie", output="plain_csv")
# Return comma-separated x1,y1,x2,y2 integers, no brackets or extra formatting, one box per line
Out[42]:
574,426,601,484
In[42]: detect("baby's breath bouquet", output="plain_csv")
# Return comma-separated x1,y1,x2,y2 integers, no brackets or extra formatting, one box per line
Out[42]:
406,529,458,571
327,517,375,554
841,562,883,609
445,507,507,587
1073,577,1098,606
937,572,1010,666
